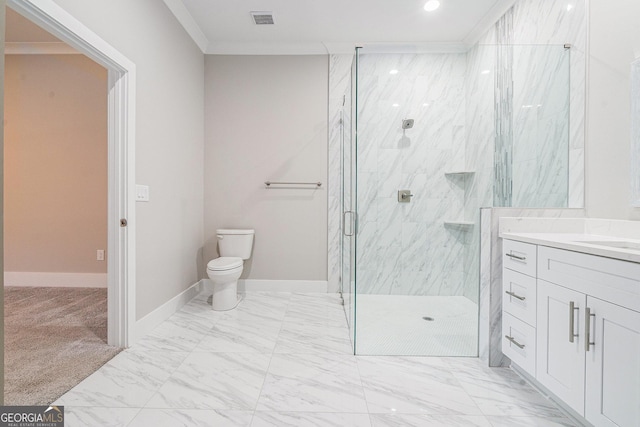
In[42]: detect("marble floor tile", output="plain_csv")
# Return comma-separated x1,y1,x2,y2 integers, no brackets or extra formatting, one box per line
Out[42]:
251,412,372,427
145,352,271,410
445,358,565,417
273,321,352,354
283,304,348,328
256,353,368,413
63,407,140,427
369,414,493,427
56,350,188,407
55,292,575,427
133,315,211,352
194,319,281,353
357,356,482,415
128,408,253,427
486,416,578,426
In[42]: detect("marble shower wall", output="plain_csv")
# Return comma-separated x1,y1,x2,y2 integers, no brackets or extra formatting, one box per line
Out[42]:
463,0,587,304
511,45,570,207
511,0,588,208
328,0,588,302
355,53,467,296
328,54,354,293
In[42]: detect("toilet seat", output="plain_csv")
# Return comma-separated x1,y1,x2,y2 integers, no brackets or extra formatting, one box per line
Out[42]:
207,257,243,271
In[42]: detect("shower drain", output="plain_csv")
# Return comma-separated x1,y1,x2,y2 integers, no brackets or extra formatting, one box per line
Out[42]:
422,316,435,321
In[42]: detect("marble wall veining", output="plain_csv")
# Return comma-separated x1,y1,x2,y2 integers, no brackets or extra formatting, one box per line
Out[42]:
355,52,468,296
511,0,588,208
327,0,588,360
328,54,354,293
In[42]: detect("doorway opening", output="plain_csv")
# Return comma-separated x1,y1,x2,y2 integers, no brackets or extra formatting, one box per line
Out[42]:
4,0,136,348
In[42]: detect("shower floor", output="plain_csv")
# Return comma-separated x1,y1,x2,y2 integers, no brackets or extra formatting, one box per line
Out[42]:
353,295,478,356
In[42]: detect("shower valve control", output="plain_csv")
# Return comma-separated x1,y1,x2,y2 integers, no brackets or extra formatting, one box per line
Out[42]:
398,190,414,203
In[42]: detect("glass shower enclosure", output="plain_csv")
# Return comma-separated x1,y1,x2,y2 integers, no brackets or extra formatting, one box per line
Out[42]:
341,44,570,356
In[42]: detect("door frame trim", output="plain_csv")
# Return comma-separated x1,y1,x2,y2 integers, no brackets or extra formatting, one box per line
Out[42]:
7,0,136,347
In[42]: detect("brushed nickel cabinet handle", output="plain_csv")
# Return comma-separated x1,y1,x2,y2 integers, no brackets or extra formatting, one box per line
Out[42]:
569,301,579,343
505,335,525,349
585,307,596,351
505,290,526,301
506,252,526,261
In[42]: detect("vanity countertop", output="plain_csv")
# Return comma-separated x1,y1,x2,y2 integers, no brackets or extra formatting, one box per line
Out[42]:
500,232,640,264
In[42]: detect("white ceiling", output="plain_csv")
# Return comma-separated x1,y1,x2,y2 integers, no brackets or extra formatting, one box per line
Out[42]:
169,0,517,54
5,1,517,54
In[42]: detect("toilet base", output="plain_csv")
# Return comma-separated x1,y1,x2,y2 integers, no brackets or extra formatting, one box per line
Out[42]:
212,280,240,311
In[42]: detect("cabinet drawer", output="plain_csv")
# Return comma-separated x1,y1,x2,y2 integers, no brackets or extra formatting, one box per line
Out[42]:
503,239,537,277
503,269,537,327
502,312,536,376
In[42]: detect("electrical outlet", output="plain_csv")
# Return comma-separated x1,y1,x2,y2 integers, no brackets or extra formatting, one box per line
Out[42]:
136,184,150,202
97,249,105,261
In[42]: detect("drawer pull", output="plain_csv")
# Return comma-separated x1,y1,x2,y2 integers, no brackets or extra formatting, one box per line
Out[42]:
506,252,527,261
569,301,579,343
585,307,596,352
505,335,525,349
505,290,526,301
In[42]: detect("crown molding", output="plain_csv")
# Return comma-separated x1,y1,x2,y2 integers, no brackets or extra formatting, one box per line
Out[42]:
162,0,209,53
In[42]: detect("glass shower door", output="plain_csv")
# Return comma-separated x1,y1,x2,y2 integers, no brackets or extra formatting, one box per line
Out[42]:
341,53,358,352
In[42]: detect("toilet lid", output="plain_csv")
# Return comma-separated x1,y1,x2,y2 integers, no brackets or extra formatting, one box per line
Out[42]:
207,257,243,271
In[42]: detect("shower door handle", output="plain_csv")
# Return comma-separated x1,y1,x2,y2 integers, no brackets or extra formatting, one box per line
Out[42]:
343,211,356,237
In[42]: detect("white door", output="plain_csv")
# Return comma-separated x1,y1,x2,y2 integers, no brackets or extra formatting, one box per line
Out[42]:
537,279,586,415
585,297,640,427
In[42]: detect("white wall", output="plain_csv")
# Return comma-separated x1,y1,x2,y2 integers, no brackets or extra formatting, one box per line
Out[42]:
49,0,205,319
4,55,107,275
586,0,640,219
204,55,328,281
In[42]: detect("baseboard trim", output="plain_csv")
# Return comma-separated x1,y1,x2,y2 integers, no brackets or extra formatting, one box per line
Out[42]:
134,280,205,342
4,272,107,288
202,279,328,293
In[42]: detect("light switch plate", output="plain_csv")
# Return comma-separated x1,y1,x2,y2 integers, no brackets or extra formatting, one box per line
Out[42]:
136,184,150,202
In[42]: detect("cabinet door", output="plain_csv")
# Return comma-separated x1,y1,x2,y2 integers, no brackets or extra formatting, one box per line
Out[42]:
537,279,586,415
585,297,640,427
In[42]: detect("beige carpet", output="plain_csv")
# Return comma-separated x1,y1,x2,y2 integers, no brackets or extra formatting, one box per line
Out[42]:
4,286,122,405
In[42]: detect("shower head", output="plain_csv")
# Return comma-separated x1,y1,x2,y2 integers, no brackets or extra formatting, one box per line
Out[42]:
402,119,414,129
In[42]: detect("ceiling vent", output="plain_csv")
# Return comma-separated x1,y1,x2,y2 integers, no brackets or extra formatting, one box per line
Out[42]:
250,11,274,25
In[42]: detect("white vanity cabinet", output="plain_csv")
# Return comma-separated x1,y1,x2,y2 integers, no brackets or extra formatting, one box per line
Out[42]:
502,240,640,427
584,297,640,427
536,279,586,415
502,240,538,376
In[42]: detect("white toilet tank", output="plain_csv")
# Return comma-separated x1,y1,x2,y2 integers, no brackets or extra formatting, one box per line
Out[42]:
216,229,254,260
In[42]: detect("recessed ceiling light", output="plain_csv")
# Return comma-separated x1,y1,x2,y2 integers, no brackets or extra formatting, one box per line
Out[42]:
390,69,399,75
423,0,441,12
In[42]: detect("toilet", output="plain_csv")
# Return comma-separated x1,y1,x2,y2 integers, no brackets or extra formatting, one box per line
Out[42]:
206,229,254,311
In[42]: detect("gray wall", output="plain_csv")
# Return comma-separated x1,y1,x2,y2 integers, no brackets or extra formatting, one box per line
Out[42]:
4,55,107,274
587,0,640,220
204,55,328,281
50,0,205,319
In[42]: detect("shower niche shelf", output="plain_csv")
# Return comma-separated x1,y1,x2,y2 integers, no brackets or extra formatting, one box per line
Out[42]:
443,221,475,230
444,170,475,177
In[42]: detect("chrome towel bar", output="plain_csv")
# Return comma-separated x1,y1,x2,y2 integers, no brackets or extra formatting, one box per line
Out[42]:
265,181,322,188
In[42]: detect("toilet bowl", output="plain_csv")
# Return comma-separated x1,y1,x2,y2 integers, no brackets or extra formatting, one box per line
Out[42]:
207,257,243,311
206,229,254,311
